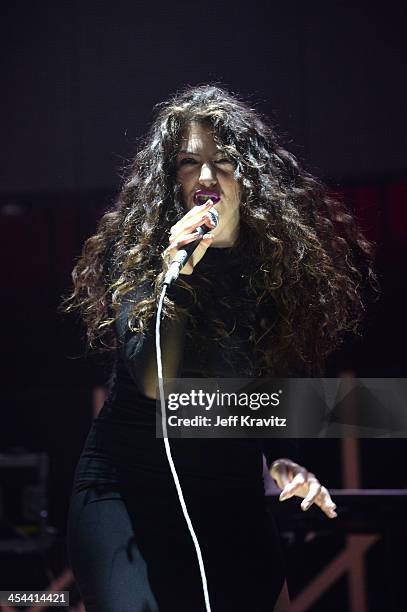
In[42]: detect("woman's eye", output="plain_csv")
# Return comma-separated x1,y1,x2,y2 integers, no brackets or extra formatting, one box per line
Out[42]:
177,157,234,168
215,158,234,166
179,158,197,166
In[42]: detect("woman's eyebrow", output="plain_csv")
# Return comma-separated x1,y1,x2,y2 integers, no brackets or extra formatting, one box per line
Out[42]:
177,149,225,156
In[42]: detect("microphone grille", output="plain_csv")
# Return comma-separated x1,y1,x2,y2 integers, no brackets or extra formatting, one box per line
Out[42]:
208,208,219,228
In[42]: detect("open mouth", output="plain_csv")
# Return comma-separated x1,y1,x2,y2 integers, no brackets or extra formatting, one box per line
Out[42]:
193,190,220,205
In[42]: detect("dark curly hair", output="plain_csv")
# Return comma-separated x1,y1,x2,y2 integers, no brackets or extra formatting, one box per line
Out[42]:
60,84,377,376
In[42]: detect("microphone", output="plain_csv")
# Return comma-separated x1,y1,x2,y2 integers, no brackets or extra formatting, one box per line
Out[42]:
163,196,219,287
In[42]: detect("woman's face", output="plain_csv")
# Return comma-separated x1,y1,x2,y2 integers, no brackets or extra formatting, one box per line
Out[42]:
176,121,240,247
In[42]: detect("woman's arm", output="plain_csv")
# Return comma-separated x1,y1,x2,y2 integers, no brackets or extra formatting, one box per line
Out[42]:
114,280,193,399
114,200,217,398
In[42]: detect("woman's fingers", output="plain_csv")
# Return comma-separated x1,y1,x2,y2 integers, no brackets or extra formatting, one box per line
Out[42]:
270,459,338,519
162,233,199,265
162,232,214,275
300,475,322,510
270,459,307,493
170,201,215,239
168,231,205,251
169,211,216,243
162,201,217,274
314,486,338,518
163,228,214,257
279,469,308,501
180,234,214,274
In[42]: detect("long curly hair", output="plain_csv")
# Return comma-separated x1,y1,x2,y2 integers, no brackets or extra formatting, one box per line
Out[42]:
60,84,376,376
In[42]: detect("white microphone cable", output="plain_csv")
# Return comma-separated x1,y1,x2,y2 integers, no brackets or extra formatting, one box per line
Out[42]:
155,283,212,612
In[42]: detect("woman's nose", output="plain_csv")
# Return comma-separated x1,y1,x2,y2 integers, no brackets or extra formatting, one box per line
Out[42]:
199,162,217,186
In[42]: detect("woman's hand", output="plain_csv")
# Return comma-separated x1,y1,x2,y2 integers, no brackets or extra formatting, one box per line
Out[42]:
270,458,337,518
161,200,216,275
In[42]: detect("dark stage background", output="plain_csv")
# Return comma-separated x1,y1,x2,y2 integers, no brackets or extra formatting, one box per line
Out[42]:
1,1,406,611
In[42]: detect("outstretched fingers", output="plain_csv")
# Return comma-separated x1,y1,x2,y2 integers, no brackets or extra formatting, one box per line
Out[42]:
299,474,321,510
279,469,308,501
314,486,338,518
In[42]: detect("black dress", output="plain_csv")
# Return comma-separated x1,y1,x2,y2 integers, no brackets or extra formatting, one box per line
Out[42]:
67,246,287,612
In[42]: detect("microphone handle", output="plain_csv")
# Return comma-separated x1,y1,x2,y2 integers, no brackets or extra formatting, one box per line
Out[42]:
163,224,211,286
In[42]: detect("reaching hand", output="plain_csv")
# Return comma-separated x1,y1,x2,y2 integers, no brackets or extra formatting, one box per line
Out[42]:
270,458,337,518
